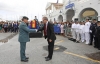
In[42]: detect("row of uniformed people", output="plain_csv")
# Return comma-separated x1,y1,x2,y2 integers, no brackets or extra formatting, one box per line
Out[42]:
70,19,100,50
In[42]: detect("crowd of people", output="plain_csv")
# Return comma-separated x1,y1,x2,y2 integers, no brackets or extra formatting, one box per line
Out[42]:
52,19,100,50
0,21,19,33
0,18,100,50
53,21,72,36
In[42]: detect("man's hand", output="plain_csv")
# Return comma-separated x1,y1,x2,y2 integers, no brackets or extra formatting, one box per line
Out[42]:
90,30,92,33
49,39,52,42
35,29,37,32
37,29,41,32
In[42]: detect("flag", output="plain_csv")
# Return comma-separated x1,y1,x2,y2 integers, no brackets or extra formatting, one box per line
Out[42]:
31,20,36,28
57,0,58,3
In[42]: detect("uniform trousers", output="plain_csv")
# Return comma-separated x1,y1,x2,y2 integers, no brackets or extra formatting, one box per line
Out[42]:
76,32,80,41
20,42,26,60
80,33,85,42
85,32,90,44
72,29,76,39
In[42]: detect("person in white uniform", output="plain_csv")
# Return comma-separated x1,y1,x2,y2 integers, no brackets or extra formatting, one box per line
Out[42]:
60,23,64,36
84,19,91,44
71,22,76,42
79,22,85,43
75,21,80,43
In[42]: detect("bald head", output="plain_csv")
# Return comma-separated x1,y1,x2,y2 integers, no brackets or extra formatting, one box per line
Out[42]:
42,17,48,24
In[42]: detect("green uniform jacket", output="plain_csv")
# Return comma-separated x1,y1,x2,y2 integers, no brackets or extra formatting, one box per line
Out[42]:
18,22,36,42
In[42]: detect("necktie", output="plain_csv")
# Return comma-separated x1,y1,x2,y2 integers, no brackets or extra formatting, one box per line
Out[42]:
44,24,47,36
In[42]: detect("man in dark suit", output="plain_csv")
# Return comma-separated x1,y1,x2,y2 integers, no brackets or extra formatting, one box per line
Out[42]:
18,16,37,62
95,21,100,50
38,17,56,61
89,19,97,46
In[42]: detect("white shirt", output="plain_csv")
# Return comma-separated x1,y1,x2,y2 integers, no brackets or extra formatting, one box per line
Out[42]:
71,23,76,29
84,22,91,32
71,23,76,31
46,21,48,30
60,25,64,29
12,24,13,26
79,25,85,33
75,23,80,32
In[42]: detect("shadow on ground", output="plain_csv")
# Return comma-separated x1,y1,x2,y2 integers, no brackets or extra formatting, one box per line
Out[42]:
43,45,67,52
85,52,100,61
0,33,17,43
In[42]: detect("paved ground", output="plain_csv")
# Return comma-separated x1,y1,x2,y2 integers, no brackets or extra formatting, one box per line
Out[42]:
0,33,12,40
0,33,13,45
0,33,17,44
0,34,100,64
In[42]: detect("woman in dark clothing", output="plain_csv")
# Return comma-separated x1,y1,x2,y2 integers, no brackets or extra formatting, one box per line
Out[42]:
67,21,72,36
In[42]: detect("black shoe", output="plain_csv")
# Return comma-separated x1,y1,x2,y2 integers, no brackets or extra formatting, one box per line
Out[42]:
45,58,52,61
89,44,92,45
98,48,100,50
69,38,73,40
72,39,76,42
21,59,28,62
45,57,49,59
70,39,74,41
68,38,72,40
73,41,76,42
26,57,29,59
94,46,97,48
76,41,80,43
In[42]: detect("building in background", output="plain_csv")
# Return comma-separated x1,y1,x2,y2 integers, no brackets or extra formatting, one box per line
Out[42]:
44,0,100,22
44,2,64,22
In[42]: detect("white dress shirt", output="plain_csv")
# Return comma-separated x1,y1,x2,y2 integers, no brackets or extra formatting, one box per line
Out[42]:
46,21,48,31
79,25,85,33
75,23,80,32
84,22,91,32
71,23,76,29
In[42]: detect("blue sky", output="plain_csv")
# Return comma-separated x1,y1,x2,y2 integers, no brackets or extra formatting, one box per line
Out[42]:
0,0,62,21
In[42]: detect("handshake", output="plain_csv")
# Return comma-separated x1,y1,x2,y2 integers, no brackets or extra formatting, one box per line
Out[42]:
29,29,43,38
35,29,41,32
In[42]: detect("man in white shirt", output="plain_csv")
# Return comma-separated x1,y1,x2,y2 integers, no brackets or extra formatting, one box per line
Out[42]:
79,22,85,43
84,19,91,44
75,21,80,43
71,21,76,42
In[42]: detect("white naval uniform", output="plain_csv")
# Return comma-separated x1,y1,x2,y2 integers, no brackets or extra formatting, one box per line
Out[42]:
75,23,80,41
84,22,91,44
71,23,76,39
60,25,64,33
79,25,85,42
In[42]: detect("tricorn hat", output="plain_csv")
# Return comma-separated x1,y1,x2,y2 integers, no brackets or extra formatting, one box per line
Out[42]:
22,16,29,20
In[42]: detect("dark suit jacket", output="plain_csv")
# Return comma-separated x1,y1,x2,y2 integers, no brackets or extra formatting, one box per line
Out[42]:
38,22,56,41
90,23,97,34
